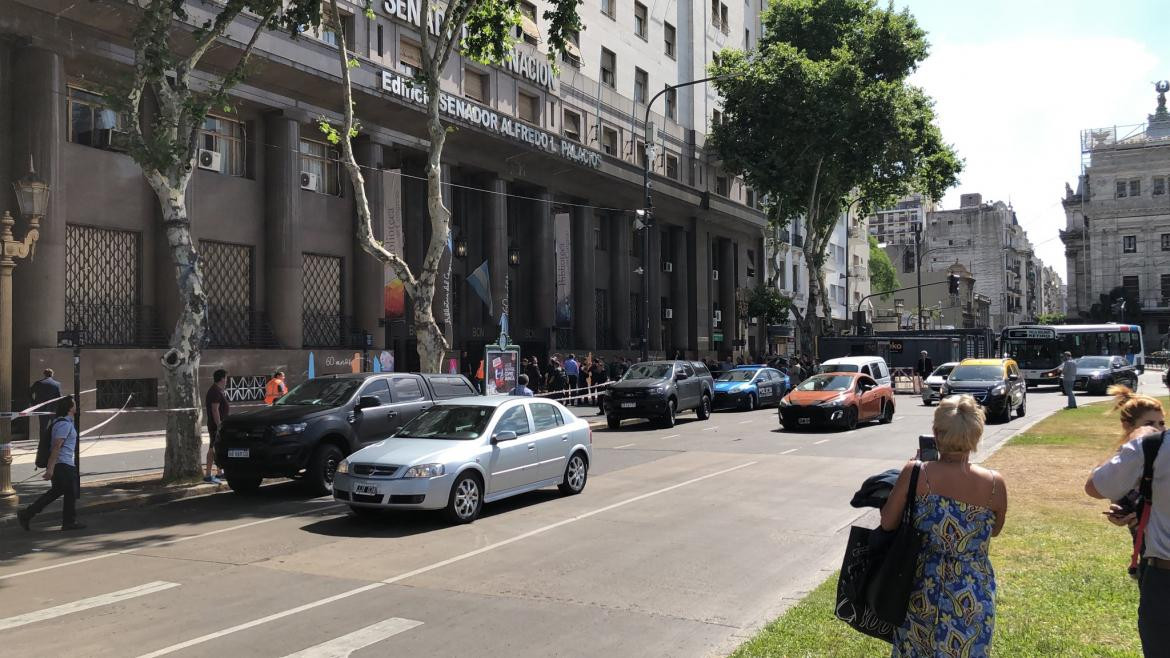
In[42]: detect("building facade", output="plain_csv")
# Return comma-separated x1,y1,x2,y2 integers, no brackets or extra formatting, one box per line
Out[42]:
0,0,767,432
1062,83,1170,345
870,262,988,332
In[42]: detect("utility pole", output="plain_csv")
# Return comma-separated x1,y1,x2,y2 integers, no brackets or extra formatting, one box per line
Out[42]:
914,223,923,330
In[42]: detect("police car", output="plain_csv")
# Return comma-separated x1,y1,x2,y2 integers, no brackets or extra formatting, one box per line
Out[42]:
713,365,789,411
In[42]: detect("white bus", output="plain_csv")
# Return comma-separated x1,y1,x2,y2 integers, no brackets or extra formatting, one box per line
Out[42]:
1001,324,1145,386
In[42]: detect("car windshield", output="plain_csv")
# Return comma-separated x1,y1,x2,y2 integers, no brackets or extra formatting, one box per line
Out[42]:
796,374,854,392
817,363,859,373
949,365,1003,382
1077,357,1112,369
394,405,493,440
718,369,758,382
624,363,672,380
930,365,955,378
277,379,360,406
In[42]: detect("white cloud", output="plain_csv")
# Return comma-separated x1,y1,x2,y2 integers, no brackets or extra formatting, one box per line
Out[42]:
911,35,1163,281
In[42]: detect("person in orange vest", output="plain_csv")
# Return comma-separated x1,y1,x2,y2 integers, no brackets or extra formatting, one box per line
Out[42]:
264,371,288,405
475,360,485,393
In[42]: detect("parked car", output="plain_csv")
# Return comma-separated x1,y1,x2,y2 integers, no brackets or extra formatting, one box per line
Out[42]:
215,372,478,495
605,360,715,429
921,362,959,406
1074,355,1138,395
334,397,592,523
940,358,1026,423
777,372,895,430
816,356,892,387
713,365,789,411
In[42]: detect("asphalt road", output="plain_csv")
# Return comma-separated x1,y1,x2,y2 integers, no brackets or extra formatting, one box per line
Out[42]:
0,379,1146,657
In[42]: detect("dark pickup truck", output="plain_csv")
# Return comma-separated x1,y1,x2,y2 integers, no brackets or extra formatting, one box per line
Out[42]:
215,372,477,495
604,360,715,429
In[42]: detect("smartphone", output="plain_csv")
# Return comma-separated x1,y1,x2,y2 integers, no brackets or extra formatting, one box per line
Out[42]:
918,435,940,461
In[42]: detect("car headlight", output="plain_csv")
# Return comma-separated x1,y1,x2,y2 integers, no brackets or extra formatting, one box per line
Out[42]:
990,384,1007,396
817,394,846,407
779,397,792,407
733,384,749,392
272,422,308,437
402,463,445,478
649,386,665,395
1091,372,1108,379
336,458,349,475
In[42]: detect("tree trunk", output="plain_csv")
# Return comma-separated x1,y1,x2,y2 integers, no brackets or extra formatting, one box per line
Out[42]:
150,176,207,482
416,75,452,373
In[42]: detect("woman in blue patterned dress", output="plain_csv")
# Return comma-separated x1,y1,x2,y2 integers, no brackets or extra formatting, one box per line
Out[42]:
880,394,1009,657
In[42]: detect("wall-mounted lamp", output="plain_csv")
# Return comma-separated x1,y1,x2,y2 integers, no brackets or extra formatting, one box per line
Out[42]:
453,237,468,259
508,246,521,267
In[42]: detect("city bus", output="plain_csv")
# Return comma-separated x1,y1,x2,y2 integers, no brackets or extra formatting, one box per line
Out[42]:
1000,324,1145,386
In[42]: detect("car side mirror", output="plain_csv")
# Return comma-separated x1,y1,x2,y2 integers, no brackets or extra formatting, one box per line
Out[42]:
675,372,690,381
1008,373,1019,381
491,430,518,444
357,395,382,410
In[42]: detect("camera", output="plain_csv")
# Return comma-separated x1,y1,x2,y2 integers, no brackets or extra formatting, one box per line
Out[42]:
918,435,940,462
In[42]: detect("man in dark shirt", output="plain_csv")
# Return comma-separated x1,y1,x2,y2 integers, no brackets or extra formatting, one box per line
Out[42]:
915,350,934,394
204,369,229,484
30,368,62,444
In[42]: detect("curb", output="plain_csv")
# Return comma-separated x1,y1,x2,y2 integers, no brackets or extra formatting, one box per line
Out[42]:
0,476,230,529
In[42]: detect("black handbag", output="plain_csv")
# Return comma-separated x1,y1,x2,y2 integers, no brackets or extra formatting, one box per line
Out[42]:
834,524,895,643
866,462,924,626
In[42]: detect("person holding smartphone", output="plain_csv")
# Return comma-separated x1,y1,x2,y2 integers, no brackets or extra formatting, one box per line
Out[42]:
880,394,1008,657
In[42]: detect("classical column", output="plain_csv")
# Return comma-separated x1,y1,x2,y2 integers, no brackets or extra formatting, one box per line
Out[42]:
571,206,595,349
263,113,304,348
10,47,65,415
688,218,709,354
648,227,663,354
352,139,385,351
609,213,632,351
533,190,555,334
486,178,508,324
719,238,737,354
670,226,690,354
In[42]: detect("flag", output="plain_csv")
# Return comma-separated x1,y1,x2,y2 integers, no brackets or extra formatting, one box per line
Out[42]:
499,312,509,345
467,260,492,316
308,352,316,379
372,355,382,373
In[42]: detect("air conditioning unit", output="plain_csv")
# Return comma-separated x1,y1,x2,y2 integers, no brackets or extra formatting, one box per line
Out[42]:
714,309,722,322
300,172,319,190
712,269,720,281
197,149,221,171
663,308,674,320
663,261,674,273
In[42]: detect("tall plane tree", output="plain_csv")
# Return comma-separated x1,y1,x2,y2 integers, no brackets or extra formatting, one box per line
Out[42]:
319,0,581,371
710,0,961,354
111,1,318,480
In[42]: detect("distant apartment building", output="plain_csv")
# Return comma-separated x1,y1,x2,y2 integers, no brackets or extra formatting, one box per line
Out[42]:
867,193,935,246
1062,82,1170,345
1040,265,1066,316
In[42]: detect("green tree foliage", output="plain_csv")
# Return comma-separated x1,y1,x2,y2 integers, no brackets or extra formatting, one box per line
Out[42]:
710,0,961,354
1035,313,1068,325
867,235,899,298
746,285,795,325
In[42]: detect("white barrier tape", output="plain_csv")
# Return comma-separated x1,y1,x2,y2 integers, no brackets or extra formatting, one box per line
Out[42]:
80,395,135,437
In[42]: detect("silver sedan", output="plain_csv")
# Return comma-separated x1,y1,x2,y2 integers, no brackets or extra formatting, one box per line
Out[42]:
333,396,593,523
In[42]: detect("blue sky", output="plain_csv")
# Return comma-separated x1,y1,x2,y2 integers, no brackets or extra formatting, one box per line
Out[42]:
897,0,1167,281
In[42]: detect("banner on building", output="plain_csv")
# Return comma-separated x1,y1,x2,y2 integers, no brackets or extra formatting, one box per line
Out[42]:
382,169,406,320
554,212,572,327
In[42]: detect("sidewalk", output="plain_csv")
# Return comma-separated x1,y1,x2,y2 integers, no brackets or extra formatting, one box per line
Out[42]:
2,407,609,527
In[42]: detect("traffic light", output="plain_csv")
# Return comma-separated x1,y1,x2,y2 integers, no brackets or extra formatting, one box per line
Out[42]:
948,273,960,294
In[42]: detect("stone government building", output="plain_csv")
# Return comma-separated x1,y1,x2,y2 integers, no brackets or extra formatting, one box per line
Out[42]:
0,0,769,432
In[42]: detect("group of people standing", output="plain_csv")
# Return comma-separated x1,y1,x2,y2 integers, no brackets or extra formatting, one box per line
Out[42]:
508,353,633,406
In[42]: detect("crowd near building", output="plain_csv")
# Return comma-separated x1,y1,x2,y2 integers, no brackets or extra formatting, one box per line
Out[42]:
1062,82,1170,348
0,0,779,430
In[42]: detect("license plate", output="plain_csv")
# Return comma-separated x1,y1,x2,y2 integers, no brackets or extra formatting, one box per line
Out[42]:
227,449,249,458
798,418,811,425
354,484,380,496
621,402,636,408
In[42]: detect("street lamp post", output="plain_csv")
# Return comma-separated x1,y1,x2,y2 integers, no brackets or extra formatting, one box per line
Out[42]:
640,74,731,362
0,156,50,497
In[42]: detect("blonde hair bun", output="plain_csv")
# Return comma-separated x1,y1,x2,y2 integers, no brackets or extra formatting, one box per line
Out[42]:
933,394,986,453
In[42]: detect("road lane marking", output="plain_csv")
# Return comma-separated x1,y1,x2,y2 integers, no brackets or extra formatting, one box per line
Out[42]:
738,420,754,424
0,504,344,582
780,448,798,455
612,443,636,449
659,434,679,440
814,439,829,445
135,461,759,657
701,426,720,432
0,581,180,631
283,618,424,658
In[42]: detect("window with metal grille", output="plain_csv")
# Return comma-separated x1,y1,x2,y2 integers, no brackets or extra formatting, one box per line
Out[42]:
303,253,345,346
65,224,143,346
299,138,341,195
201,240,254,347
96,378,158,409
596,289,610,349
199,115,246,177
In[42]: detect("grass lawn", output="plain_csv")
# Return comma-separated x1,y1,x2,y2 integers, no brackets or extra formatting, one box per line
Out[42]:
731,400,1156,658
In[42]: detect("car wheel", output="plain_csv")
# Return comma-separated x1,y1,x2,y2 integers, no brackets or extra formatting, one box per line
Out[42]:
558,452,588,495
606,415,621,430
445,472,483,524
349,505,381,519
661,399,677,428
227,474,262,494
879,401,894,424
1017,394,1027,418
304,443,343,496
845,407,858,431
745,394,757,412
697,395,712,420
922,398,933,407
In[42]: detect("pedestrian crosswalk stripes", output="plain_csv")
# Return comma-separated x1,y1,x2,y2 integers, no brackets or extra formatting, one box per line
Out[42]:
282,618,424,658
0,581,180,632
